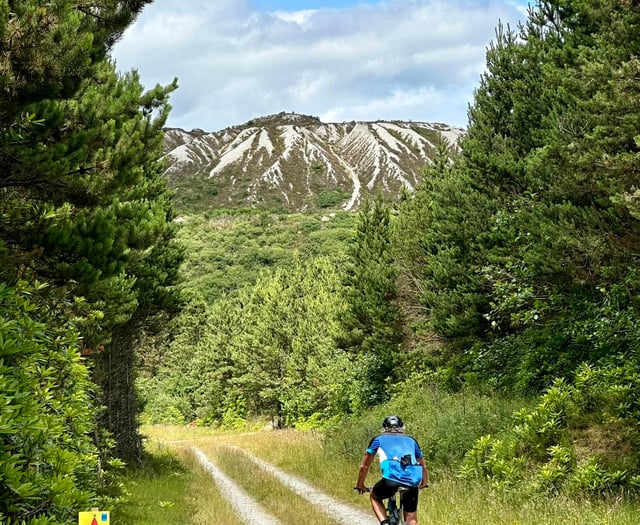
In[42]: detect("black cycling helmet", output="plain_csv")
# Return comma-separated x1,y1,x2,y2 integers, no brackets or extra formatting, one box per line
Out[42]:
382,415,404,430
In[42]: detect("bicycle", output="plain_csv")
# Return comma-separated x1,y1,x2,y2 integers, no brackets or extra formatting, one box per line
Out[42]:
385,485,409,525
354,485,409,525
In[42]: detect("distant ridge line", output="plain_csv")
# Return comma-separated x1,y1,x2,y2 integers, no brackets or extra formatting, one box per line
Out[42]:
163,112,465,213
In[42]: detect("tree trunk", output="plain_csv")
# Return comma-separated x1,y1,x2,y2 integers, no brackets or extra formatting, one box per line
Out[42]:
95,323,142,464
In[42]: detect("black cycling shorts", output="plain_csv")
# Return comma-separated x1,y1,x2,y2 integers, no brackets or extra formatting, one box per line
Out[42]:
371,478,419,513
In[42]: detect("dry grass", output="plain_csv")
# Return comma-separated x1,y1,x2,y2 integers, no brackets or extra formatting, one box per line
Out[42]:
571,423,633,465
420,477,639,525
131,425,639,525
141,423,222,443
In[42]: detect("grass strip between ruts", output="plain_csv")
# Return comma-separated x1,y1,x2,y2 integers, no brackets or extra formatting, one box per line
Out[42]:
205,444,338,525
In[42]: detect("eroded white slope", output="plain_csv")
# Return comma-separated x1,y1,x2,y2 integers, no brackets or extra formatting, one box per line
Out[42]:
163,115,465,210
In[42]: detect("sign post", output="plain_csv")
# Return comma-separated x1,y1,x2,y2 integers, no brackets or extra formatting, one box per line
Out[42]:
78,509,110,525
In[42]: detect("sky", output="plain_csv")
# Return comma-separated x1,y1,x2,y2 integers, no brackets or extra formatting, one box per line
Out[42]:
110,0,530,132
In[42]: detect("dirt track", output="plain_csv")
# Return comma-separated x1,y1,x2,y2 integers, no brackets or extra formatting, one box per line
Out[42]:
193,446,376,525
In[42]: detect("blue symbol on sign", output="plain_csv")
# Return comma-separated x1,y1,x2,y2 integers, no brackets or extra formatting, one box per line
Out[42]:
101,514,108,522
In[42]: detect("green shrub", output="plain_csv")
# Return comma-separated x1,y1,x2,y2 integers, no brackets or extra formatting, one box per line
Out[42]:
316,190,350,208
568,458,627,494
531,444,574,494
460,363,640,496
324,378,525,474
0,282,109,524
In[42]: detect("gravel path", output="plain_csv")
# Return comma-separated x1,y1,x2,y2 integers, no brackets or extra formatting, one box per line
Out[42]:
228,446,376,525
194,446,376,525
193,448,283,525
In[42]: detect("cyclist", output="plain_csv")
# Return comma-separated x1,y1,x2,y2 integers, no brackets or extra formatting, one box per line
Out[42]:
354,415,429,525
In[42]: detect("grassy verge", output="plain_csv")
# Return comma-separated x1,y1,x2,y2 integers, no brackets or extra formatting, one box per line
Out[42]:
117,425,638,525
420,479,639,525
114,440,236,525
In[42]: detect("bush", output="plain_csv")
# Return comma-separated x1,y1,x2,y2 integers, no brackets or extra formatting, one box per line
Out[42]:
459,362,640,496
316,190,350,208
0,283,109,524
324,377,526,474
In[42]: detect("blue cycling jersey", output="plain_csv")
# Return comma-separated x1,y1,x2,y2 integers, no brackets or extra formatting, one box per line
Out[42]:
366,432,424,487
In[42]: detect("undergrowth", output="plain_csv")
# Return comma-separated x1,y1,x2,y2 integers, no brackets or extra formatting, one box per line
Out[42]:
459,362,640,496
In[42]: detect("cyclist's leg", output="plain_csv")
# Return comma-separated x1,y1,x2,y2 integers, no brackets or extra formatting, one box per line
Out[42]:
401,486,419,525
403,511,418,525
370,492,387,523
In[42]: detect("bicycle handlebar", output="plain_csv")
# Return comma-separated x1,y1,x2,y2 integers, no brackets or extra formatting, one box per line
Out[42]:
353,484,428,493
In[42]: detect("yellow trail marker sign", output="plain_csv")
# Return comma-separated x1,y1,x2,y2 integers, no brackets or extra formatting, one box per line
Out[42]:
78,510,110,525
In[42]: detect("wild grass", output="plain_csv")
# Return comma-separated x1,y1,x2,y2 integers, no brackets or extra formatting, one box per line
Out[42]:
213,429,368,509
120,420,638,525
114,440,236,525
420,478,639,525
140,423,222,443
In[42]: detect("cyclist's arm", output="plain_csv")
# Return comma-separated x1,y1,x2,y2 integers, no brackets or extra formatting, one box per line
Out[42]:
417,456,429,488
355,452,375,492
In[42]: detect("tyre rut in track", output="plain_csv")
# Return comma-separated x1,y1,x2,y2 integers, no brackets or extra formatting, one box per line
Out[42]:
193,448,283,525
193,446,375,525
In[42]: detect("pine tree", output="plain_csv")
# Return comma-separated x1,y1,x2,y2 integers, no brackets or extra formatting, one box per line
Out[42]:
395,0,640,391
341,193,402,406
0,0,170,512
0,0,182,483
155,257,357,427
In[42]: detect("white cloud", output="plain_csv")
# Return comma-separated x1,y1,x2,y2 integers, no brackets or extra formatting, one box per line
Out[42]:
111,0,528,131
